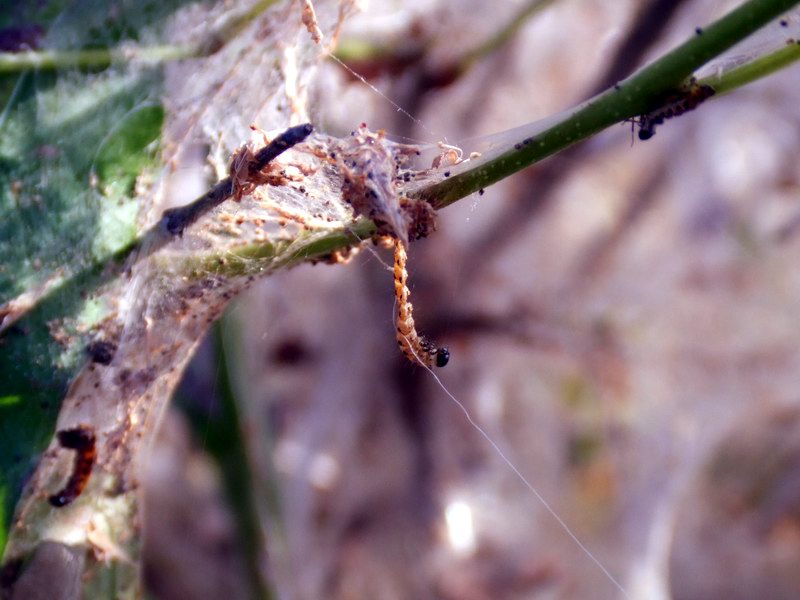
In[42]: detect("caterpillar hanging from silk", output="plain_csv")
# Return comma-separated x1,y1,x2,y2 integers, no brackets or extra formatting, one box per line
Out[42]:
393,239,449,368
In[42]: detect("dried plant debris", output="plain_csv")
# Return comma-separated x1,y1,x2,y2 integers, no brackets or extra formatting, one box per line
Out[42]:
161,125,423,259
160,122,447,267
316,123,439,246
301,0,324,44
163,124,315,236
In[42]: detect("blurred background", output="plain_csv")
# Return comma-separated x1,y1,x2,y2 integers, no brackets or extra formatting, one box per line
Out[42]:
135,0,800,599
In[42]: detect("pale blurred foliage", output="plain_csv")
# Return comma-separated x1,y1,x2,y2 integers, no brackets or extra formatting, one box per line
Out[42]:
145,1,800,599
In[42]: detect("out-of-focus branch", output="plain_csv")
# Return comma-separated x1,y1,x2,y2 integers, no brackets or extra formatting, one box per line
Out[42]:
698,36,800,94
455,0,558,75
411,0,800,209
464,0,690,269
0,0,280,73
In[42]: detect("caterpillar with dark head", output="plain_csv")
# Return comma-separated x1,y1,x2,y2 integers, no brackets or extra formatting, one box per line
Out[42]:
326,124,449,367
635,81,715,141
49,425,97,508
393,239,449,368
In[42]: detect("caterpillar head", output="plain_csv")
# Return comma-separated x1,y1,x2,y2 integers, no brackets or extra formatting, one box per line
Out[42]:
435,347,450,368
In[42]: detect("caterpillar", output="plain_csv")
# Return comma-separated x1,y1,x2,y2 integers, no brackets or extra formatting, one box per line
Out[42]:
49,425,97,508
635,81,715,141
325,124,447,366
393,239,449,368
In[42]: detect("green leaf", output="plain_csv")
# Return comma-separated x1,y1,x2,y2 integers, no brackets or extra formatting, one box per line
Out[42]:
0,0,176,558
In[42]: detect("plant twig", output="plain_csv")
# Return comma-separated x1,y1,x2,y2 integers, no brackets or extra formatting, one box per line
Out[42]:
5,1,798,324
206,320,275,600
698,36,800,94
162,123,314,235
465,0,690,271
410,0,799,209
0,45,198,73
457,0,558,74
0,0,280,73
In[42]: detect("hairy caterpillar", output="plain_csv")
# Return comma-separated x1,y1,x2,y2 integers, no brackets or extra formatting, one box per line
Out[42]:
393,239,449,368
49,425,97,508
324,124,448,366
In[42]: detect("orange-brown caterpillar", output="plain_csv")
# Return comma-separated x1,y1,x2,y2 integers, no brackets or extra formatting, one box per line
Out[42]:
49,425,96,508
393,239,449,368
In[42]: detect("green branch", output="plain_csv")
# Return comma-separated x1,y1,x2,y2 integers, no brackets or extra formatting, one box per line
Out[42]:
334,0,558,83
457,0,558,73
152,0,800,280
199,321,275,600
698,37,800,94
411,0,799,209
6,0,799,318
0,0,279,73
0,45,197,73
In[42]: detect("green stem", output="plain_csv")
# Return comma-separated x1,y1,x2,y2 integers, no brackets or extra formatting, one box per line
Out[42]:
6,0,798,299
0,45,198,73
197,0,281,56
698,37,800,94
212,321,275,600
179,219,377,280
217,310,290,599
171,0,800,279
0,0,280,73
411,0,799,209
334,0,558,77
457,0,558,73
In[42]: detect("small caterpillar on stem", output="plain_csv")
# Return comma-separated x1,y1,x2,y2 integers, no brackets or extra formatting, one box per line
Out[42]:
393,239,449,368
633,80,715,140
